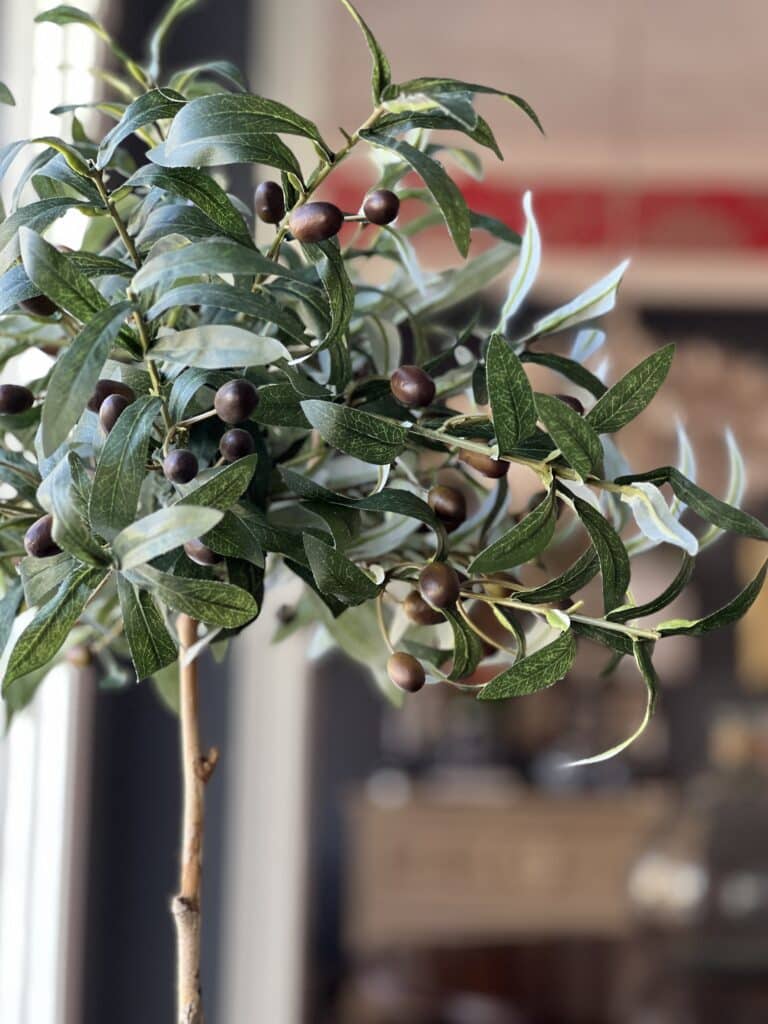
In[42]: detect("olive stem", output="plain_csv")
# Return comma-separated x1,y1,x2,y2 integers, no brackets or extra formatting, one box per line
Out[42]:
456,597,517,657
172,614,218,1024
376,593,395,654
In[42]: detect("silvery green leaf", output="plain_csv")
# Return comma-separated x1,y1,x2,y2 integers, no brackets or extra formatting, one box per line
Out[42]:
497,190,540,328
620,481,699,557
587,345,675,434
528,258,630,340
469,488,556,573
132,237,304,292
657,560,766,637
147,0,201,80
301,400,407,465
49,452,108,565
150,325,289,368
669,420,697,521
572,495,630,612
113,506,223,570
700,429,745,550
0,581,23,658
567,640,657,765
608,553,695,624
570,328,606,364
486,333,537,453
520,351,607,399
0,81,15,106
443,608,484,681
379,225,426,295
175,454,258,510
97,89,186,169
128,565,259,628
478,629,575,700
19,552,75,607
303,534,380,606
535,392,603,479
41,302,130,455
18,225,109,321
117,574,177,681
337,0,392,101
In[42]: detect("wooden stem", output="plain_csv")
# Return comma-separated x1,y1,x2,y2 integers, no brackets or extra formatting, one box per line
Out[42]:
172,615,219,1024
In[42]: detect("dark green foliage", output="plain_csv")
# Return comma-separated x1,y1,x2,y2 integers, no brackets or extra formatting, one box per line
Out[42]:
0,0,763,763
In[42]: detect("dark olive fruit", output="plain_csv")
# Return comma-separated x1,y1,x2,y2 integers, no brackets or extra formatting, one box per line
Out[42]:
87,378,135,413
0,384,34,415
20,294,57,317
99,393,131,433
219,427,256,462
24,514,61,558
387,651,426,693
214,378,259,424
254,180,286,224
555,393,585,415
419,562,461,609
458,450,508,479
403,589,444,626
183,538,222,566
390,364,436,408
163,449,199,484
288,202,344,243
427,485,466,533
363,188,400,225
276,604,297,625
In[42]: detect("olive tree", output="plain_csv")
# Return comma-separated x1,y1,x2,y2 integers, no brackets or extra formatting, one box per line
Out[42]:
0,0,765,1019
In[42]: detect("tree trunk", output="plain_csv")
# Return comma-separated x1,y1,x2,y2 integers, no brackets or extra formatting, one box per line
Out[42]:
172,615,218,1024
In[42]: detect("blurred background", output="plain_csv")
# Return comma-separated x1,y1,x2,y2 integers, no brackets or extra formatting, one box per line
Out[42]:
1,1,768,1022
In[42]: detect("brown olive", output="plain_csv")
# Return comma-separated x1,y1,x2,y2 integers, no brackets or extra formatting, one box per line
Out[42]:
23,514,61,558
555,393,585,415
183,538,222,566
419,562,461,609
403,589,444,626
87,379,135,413
20,294,57,317
387,651,426,692
458,450,508,479
163,449,199,484
427,484,466,532
390,365,436,408
214,378,259,424
99,393,131,433
254,180,285,224
363,189,400,225
288,202,344,243
219,428,256,462
0,384,34,415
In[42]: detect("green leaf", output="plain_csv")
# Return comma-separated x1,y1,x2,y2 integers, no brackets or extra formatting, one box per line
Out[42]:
18,225,112,323
469,488,556,573
385,76,542,133
486,333,537,453
442,607,484,681
478,629,575,700
608,553,695,623
96,89,186,169
202,510,264,566
0,449,40,501
0,581,23,657
570,619,634,656
535,392,603,479
148,0,201,79
657,560,766,637
120,164,251,244
572,496,630,612
149,134,302,176
2,564,107,692
614,467,768,542
19,552,75,607
515,547,600,605
587,345,675,434
0,82,15,107
0,263,41,314
48,452,108,565
303,534,380,606
89,395,162,539
337,0,392,101
35,6,146,86
132,237,303,292
302,239,355,349
527,259,630,339
567,640,657,765
147,282,306,342
129,565,258,628
374,109,503,160
175,454,258,510
520,351,607,399
150,325,289,368
117,574,177,681
253,384,310,428
360,133,471,256
498,190,540,326
41,302,130,455
619,481,698,556
700,429,745,549
0,198,86,273
169,59,247,95
112,506,223,570
155,91,330,164
301,400,407,465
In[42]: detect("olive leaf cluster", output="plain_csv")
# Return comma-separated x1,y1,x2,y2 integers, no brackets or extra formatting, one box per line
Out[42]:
0,0,764,759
